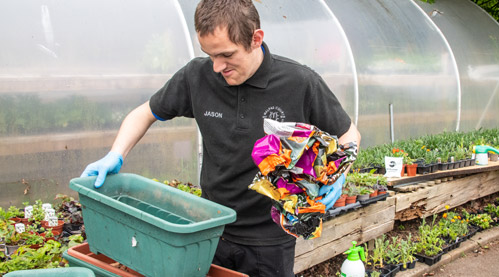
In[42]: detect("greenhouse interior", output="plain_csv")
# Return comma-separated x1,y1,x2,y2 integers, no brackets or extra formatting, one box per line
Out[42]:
1,0,499,276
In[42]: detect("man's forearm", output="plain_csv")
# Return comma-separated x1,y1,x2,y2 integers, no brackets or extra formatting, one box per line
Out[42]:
338,122,361,146
111,101,157,159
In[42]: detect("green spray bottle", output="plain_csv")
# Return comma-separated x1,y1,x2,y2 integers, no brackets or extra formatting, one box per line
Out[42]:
473,145,499,166
340,241,366,277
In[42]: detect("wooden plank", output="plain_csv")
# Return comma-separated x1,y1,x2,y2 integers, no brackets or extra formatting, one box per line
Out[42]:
395,170,499,221
361,220,394,243
394,187,430,212
294,197,395,271
294,232,360,273
386,161,499,187
478,171,499,197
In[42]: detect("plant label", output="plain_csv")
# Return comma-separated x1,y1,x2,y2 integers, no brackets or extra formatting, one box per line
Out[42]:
24,206,33,219
42,203,52,211
48,216,59,227
15,223,25,233
44,208,56,221
384,156,403,178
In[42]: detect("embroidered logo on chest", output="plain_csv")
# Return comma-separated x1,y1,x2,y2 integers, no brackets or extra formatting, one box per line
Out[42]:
204,110,223,118
262,106,286,122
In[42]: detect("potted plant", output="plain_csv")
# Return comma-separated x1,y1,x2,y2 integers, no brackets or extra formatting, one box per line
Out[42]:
399,234,416,270
24,232,45,249
372,235,389,269
55,194,84,234
345,184,358,204
384,236,402,271
333,194,347,208
438,209,469,244
414,215,444,266
3,224,25,255
404,155,417,177
357,186,371,201
29,200,46,230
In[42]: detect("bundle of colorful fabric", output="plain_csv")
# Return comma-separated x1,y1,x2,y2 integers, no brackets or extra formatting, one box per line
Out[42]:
249,119,357,240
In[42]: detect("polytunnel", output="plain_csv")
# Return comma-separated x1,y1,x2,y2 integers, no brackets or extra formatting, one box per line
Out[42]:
0,0,498,206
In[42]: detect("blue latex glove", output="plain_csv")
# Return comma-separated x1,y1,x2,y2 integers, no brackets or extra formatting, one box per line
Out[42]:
80,151,123,188
317,173,346,210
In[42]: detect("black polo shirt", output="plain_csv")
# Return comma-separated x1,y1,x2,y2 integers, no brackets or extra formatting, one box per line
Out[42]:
150,42,351,246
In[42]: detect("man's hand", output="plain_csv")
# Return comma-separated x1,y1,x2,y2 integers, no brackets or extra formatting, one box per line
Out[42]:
317,173,345,210
80,151,123,188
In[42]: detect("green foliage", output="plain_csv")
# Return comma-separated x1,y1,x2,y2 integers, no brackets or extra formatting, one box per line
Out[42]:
471,0,499,22
0,240,66,274
484,203,499,218
438,210,469,241
0,95,119,136
399,234,416,267
414,215,444,256
372,235,389,268
463,211,493,230
346,171,387,192
353,128,499,168
152,178,202,197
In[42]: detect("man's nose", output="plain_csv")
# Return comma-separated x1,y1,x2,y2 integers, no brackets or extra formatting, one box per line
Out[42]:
212,58,226,73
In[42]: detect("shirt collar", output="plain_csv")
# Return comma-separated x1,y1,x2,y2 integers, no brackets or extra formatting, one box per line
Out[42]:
244,42,272,89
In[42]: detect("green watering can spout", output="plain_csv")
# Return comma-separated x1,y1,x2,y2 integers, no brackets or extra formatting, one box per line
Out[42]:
473,145,499,155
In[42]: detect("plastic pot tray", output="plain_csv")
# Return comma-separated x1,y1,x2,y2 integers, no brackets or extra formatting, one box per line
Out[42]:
69,173,237,277
324,202,361,220
359,193,388,207
63,243,248,277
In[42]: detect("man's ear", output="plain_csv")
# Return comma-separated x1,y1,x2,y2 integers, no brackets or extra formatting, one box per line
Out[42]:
252,29,264,49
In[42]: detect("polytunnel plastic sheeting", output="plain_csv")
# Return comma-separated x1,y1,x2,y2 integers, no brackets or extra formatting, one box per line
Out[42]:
416,0,499,132
0,0,191,76
0,0,198,207
254,0,357,119
179,0,357,121
327,0,459,146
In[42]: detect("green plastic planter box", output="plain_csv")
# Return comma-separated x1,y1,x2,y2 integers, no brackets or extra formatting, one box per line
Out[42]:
69,173,236,277
4,267,95,277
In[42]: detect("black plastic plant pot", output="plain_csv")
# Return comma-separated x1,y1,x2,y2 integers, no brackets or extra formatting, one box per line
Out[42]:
417,164,432,175
438,162,449,171
414,252,443,266
431,163,439,173
358,167,374,173
460,160,467,168
407,259,417,269
375,166,386,175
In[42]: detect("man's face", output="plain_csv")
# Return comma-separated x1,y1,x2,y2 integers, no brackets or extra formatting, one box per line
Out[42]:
198,27,262,86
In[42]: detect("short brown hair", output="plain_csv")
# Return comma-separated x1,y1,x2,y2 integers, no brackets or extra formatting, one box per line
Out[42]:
195,0,260,50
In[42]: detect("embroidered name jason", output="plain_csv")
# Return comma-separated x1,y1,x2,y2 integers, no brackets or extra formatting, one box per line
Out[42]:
204,111,223,118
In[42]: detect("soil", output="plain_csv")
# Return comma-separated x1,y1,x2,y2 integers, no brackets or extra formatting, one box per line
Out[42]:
295,193,499,277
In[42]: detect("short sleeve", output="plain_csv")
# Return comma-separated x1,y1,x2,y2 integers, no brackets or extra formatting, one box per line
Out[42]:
149,63,194,120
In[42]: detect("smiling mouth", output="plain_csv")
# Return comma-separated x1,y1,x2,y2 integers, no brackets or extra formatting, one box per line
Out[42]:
222,69,233,76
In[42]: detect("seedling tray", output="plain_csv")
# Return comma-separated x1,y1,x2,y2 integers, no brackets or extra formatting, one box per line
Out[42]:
324,202,361,220
359,193,388,207
414,252,443,266
69,173,236,277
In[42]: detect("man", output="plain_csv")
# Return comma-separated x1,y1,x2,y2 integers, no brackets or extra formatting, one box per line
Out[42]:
81,0,361,276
